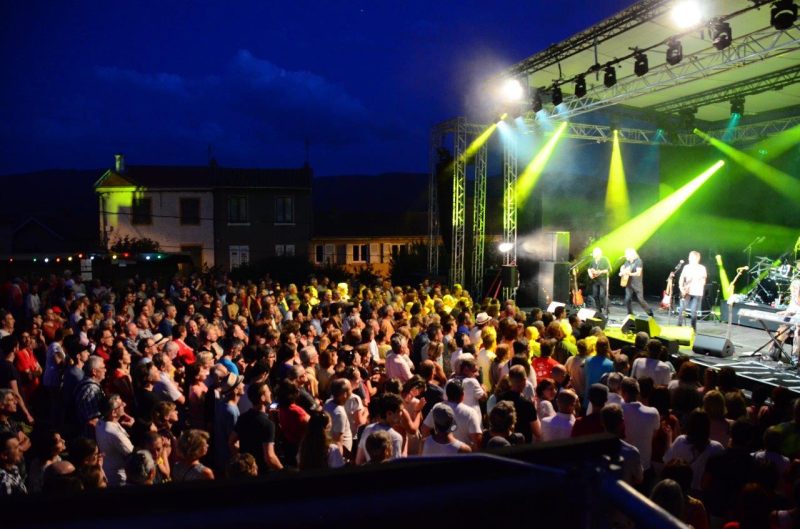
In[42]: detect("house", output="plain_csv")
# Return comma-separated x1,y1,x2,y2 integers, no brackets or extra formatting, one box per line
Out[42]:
95,154,312,270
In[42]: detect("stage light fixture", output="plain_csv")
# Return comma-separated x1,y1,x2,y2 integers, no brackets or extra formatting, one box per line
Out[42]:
772,0,798,30
498,242,514,253
500,78,524,103
710,19,732,50
532,90,543,112
730,97,745,117
574,75,587,98
671,1,702,29
633,52,649,76
551,85,563,106
678,107,696,131
603,65,617,88
666,38,683,65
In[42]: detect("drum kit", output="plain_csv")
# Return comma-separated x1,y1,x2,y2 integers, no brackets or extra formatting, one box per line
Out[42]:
747,256,800,306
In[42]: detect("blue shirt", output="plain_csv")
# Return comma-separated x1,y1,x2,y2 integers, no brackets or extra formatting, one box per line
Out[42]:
219,358,239,376
584,356,614,397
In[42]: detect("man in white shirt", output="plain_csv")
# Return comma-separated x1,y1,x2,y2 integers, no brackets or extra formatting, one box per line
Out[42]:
620,377,659,474
630,339,673,386
677,251,707,330
355,393,404,464
421,381,482,450
385,334,413,383
541,390,577,441
470,312,491,351
323,379,353,453
451,356,486,417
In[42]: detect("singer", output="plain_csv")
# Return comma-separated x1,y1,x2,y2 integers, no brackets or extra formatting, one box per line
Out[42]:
677,251,707,330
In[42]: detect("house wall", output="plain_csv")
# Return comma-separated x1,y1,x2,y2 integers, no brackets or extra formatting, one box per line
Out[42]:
98,189,215,267
308,236,426,276
213,188,313,271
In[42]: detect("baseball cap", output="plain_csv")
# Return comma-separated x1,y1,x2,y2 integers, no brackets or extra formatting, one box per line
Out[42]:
432,404,457,434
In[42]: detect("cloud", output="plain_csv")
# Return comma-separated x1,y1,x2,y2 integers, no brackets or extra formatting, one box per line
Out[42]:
95,67,191,96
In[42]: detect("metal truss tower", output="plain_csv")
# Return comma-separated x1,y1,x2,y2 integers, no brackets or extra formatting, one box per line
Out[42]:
427,130,442,275
470,144,488,298
502,133,518,301
450,117,468,288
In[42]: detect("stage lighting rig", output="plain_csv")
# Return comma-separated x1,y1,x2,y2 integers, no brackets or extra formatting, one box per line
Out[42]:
678,107,697,131
772,0,798,30
633,52,649,76
710,19,732,50
551,85,563,106
671,1,703,29
500,78,525,103
731,96,745,116
574,75,587,98
666,38,683,65
604,65,617,88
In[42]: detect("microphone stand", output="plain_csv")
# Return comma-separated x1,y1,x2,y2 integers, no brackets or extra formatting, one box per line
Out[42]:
726,268,747,343
742,236,762,270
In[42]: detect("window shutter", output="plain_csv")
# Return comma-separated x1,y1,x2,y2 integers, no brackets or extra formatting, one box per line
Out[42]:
369,243,379,263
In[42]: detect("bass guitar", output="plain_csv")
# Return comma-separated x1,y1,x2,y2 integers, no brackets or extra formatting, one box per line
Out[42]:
571,268,584,306
660,271,675,309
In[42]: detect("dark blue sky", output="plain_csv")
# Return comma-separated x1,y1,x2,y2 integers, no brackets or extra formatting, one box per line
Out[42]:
0,0,635,176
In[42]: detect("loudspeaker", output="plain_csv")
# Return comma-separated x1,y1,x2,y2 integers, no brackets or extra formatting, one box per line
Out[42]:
542,231,570,262
620,315,636,334
586,315,607,330
501,265,519,288
692,334,735,358
634,316,661,338
517,261,570,308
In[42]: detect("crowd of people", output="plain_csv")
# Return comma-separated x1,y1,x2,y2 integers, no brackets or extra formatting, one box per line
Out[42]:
0,271,798,528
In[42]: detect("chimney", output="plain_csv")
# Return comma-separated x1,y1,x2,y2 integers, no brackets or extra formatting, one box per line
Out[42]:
114,153,125,173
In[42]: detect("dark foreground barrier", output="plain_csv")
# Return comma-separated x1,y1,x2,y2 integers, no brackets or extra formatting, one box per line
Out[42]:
0,434,687,529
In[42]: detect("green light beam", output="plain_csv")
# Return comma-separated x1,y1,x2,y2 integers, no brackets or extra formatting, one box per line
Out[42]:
715,254,732,300
515,121,568,203
605,130,630,228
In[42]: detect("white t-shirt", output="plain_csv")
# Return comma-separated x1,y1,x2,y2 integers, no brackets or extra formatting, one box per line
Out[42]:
423,401,481,446
357,422,403,463
421,436,468,456
457,376,485,416
541,412,576,442
344,393,364,438
621,401,660,470
96,420,134,487
679,263,707,297
631,358,672,386
664,435,725,490
323,399,353,452
587,392,623,415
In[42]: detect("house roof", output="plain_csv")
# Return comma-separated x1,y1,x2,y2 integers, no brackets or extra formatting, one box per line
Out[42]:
96,164,313,190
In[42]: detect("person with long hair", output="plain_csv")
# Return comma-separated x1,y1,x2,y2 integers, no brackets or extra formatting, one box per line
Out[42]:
490,343,511,389
298,410,345,470
105,345,134,408
663,409,725,495
184,361,209,429
173,429,214,481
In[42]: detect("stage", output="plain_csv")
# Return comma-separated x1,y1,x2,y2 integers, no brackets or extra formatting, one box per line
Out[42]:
599,296,800,395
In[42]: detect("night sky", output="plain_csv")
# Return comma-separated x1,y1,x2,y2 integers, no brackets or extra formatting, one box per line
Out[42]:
0,1,636,176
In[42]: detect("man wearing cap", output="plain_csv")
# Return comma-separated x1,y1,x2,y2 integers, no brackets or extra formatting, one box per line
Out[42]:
421,380,482,450
470,312,491,350
421,404,472,456
214,372,244,470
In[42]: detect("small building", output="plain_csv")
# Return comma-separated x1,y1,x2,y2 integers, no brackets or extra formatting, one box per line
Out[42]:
95,154,312,270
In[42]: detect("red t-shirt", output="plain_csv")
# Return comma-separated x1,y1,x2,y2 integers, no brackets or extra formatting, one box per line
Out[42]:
14,347,40,400
175,339,196,365
532,357,558,380
278,404,309,444
94,346,111,362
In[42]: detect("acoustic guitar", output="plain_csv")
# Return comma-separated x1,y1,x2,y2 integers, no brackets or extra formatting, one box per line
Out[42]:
571,268,584,306
619,263,632,288
660,271,675,309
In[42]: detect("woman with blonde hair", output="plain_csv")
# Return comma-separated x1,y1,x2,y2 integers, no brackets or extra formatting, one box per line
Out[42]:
703,390,734,446
173,429,214,481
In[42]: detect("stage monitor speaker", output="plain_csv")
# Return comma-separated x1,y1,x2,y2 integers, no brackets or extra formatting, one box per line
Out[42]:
634,316,661,338
577,308,596,321
692,334,734,358
501,265,519,288
517,261,570,308
585,315,606,331
620,315,636,334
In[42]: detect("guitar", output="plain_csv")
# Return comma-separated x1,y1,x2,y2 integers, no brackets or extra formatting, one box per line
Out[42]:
571,268,584,306
587,267,607,280
660,271,675,309
619,263,632,288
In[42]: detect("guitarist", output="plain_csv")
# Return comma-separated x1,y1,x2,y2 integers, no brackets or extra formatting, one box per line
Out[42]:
587,247,611,315
620,248,654,317
677,251,706,330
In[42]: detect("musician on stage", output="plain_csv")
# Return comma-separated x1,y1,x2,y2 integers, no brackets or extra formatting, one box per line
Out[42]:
620,248,654,317
777,279,800,360
587,247,611,315
677,251,707,330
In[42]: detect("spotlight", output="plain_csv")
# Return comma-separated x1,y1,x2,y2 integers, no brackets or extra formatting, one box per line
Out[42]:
666,38,683,65
498,242,514,253
551,85,563,106
634,52,649,76
500,79,524,103
532,90,543,112
671,1,702,29
604,65,617,88
710,19,732,50
731,97,745,116
574,75,587,98
772,0,798,30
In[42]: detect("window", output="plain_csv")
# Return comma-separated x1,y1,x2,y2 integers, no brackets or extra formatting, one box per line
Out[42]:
315,245,324,264
275,196,294,224
351,244,369,263
228,196,249,224
180,245,203,269
179,198,200,225
275,244,295,257
229,245,249,270
131,197,152,225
